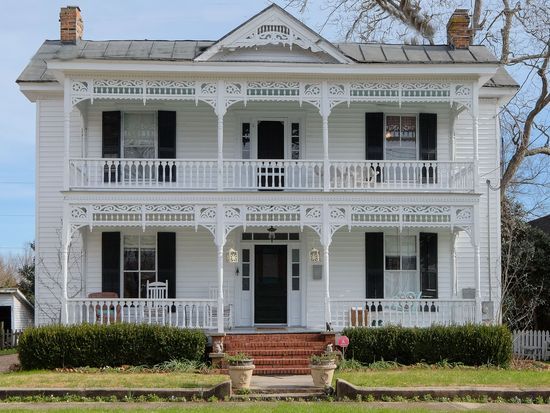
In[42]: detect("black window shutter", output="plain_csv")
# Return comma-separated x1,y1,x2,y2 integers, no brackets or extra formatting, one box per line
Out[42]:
419,113,437,183
419,113,437,161
102,111,121,182
102,111,121,157
101,232,120,296
157,232,176,298
158,111,177,182
420,233,438,298
365,113,384,160
365,232,384,298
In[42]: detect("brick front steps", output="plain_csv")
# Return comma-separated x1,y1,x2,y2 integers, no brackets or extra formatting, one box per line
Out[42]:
222,332,335,376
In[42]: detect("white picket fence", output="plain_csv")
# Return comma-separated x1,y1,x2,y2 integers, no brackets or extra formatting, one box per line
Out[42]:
512,330,550,361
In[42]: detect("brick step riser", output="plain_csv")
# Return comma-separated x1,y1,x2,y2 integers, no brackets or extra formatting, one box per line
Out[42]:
220,368,311,375
225,350,321,357
224,339,328,345
224,341,326,348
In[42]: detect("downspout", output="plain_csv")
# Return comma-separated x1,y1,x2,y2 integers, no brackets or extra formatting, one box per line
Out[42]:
486,179,492,302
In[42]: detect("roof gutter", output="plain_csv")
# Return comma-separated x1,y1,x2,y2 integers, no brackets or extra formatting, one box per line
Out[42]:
47,59,499,78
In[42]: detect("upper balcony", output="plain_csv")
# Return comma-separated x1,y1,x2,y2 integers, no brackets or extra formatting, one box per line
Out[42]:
69,158,474,192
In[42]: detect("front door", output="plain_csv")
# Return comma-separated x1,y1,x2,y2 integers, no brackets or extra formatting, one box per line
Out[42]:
257,120,285,189
254,245,287,324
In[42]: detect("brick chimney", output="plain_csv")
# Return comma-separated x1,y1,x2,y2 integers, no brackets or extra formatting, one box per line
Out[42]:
59,6,83,44
447,9,472,49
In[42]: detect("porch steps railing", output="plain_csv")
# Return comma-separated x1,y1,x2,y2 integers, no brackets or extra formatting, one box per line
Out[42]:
66,298,229,330
513,330,550,361
69,158,474,192
329,299,476,330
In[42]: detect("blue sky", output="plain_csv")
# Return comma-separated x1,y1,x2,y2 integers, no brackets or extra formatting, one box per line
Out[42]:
0,1,544,255
0,0,330,255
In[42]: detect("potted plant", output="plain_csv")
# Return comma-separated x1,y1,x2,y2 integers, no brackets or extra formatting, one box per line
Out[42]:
225,353,255,390
309,353,337,388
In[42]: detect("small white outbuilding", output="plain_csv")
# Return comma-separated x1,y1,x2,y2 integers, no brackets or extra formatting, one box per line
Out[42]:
0,289,34,331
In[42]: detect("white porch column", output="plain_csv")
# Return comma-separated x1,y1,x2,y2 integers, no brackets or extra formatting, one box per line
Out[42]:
63,77,72,191
451,232,458,297
321,81,330,192
320,204,332,328
216,80,226,191
60,205,71,324
214,204,225,333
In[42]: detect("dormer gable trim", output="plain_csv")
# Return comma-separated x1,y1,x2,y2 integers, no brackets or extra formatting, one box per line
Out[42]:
195,4,350,64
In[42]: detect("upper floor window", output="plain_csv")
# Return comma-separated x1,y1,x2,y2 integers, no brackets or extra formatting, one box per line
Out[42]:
123,112,157,159
385,115,417,160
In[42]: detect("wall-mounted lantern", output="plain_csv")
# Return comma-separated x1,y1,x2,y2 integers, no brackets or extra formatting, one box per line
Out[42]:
309,247,320,263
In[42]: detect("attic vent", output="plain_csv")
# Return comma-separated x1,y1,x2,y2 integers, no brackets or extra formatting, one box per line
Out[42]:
258,24,290,35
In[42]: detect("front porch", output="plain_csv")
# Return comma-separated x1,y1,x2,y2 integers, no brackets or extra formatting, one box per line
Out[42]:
62,198,485,332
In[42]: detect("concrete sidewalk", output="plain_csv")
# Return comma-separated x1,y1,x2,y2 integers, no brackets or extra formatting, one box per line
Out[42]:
0,401,548,411
250,374,315,390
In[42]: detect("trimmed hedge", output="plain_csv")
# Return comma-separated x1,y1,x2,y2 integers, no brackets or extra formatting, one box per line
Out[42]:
18,324,207,370
342,324,512,367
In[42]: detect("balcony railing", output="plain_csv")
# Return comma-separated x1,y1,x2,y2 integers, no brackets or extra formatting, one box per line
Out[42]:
66,298,229,330
69,158,474,192
329,298,476,330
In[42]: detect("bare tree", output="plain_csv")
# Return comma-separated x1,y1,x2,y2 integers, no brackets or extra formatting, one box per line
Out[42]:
286,0,550,208
499,199,548,330
33,225,83,324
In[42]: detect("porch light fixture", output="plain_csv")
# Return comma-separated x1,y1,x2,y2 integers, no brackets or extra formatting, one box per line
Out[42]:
267,226,277,243
309,247,320,263
226,248,239,263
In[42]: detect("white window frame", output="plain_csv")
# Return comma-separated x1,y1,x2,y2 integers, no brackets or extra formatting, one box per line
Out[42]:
237,113,305,160
383,233,420,298
383,114,419,161
121,111,158,159
121,232,158,298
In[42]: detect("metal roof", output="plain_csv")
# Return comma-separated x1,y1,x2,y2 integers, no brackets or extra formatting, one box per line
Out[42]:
17,39,517,88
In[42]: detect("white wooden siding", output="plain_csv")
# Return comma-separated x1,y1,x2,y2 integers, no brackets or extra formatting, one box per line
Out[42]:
454,99,501,305
35,95,502,327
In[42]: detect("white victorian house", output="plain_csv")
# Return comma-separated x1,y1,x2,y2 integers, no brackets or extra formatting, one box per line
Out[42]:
19,5,517,334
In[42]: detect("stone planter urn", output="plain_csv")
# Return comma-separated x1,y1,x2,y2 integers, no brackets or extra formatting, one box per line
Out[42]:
309,354,337,388
226,354,255,390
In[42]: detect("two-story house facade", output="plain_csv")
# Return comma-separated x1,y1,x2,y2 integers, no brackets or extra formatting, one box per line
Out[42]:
18,5,517,334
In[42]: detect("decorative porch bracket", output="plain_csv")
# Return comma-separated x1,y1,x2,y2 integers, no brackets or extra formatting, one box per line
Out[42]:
63,201,476,328
69,77,475,115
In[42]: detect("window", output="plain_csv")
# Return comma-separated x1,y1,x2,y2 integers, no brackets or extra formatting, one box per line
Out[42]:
385,115,417,160
123,234,157,298
123,112,157,159
291,248,300,290
384,235,418,298
291,123,300,160
385,235,417,271
242,123,251,159
242,249,251,291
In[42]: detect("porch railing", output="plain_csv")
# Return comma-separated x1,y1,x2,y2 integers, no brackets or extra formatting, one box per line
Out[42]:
69,158,474,192
66,298,227,330
329,298,476,330
329,161,474,191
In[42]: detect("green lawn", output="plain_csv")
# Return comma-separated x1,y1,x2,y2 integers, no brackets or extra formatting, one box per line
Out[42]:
336,366,550,388
0,348,18,356
0,370,226,389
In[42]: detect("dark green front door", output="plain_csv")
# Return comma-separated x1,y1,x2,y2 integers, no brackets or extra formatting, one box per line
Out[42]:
254,245,287,324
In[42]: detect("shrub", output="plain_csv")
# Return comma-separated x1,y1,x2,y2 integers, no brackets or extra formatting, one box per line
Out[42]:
18,324,207,370
342,324,512,367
